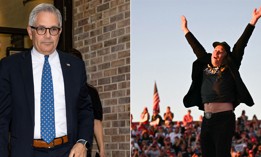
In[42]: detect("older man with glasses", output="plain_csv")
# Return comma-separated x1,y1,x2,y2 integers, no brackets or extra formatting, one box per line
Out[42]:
0,3,94,157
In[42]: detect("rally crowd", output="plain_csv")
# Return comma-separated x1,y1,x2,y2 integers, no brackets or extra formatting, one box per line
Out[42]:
131,107,261,157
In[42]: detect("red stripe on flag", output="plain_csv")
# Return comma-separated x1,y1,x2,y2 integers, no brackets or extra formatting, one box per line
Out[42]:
153,82,160,113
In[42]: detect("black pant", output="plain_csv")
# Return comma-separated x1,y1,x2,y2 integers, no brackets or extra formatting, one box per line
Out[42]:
200,111,235,157
32,143,72,157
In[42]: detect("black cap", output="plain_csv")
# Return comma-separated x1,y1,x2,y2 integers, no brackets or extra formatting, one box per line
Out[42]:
213,41,231,53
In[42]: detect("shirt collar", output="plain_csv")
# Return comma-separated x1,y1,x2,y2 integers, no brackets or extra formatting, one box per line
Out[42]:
31,47,58,62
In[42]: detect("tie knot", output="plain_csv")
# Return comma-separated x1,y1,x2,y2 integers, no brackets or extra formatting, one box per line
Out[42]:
44,55,49,61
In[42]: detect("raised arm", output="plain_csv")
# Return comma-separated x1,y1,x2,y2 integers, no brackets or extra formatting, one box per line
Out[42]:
230,7,261,67
181,15,207,58
250,6,261,26
181,15,190,35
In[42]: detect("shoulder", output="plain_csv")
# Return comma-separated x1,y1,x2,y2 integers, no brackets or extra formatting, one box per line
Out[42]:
87,84,100,98
195,53,211,62
57,50,85,68
87,84,98,93
58,50,83,62
2,50,30,61
192,54,211,68
0,51,30,68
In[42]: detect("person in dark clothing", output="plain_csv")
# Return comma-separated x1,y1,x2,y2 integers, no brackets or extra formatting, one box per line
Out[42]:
0,4,94,157
163,106,174,122
181,6,261,157
86,84,104,157
150,109,163,126
237,110,249,132
71,48,105,157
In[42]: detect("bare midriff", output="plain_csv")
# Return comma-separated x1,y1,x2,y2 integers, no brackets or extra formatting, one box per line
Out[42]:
204,102,233,113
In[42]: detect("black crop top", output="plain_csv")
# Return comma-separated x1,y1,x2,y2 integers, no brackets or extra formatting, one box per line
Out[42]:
201,64,236,103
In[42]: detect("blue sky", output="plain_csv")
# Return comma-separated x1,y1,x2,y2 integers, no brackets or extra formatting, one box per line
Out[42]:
131,0,261,121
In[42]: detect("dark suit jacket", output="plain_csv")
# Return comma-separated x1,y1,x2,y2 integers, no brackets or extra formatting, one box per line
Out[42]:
0,50,94,157
183,24,255,110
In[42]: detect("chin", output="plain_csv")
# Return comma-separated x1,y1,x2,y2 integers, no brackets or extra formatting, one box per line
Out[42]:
212,60,220,66
42,48,55,54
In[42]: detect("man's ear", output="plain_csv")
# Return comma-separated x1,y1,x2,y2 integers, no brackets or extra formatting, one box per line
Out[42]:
58,27,62,36
27,26,33,40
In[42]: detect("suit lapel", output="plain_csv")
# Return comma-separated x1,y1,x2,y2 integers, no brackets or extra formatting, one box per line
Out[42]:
21,51,35,123
58,52,73,131
21,51,74,133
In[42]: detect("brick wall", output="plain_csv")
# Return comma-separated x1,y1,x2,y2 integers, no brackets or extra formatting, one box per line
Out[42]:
73,0,130,156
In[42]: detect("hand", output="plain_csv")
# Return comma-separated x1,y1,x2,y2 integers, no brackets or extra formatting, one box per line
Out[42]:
250,6,261,25
69,143,87,157
99,150,105,157
181,15,189,34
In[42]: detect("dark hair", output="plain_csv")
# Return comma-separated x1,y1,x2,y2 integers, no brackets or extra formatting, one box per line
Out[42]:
212,41,231,53
70,48,83,60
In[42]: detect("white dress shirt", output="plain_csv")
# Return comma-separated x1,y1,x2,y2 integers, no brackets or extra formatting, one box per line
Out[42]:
32,48,67,139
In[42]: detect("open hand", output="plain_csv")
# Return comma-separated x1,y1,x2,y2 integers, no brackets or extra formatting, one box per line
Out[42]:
181,15,189,34
250,6,261,25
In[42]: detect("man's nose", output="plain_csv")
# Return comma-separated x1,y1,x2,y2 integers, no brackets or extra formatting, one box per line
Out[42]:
44,30,52,38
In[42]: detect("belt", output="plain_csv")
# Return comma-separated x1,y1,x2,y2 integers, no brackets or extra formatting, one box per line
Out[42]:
33,135,68,149
204,110,233,119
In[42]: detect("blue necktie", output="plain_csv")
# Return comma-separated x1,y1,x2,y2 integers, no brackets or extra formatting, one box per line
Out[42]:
40,55,55,143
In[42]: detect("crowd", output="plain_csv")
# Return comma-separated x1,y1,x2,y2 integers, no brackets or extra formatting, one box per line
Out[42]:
131,107,261,157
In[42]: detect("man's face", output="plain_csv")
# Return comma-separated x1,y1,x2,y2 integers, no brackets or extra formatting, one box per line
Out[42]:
27,11,61,55
211,45,227,67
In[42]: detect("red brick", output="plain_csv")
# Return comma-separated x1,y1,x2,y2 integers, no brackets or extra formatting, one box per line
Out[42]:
73,0,130,156
104,68,117,77
103,113,117,121
103,98,118,106
111,135,125,142
104,128,118,135
112,120,125,127
111,43,125,52
118,112,130,120
112,151,126,157
97,3,110,12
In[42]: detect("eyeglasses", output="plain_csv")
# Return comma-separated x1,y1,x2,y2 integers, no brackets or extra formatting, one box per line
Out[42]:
30,26,61,36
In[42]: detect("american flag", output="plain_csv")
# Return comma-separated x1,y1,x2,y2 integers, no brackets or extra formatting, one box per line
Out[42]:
153,82,160,113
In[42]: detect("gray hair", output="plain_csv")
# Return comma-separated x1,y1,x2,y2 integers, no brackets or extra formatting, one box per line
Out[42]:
28,3,62,27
